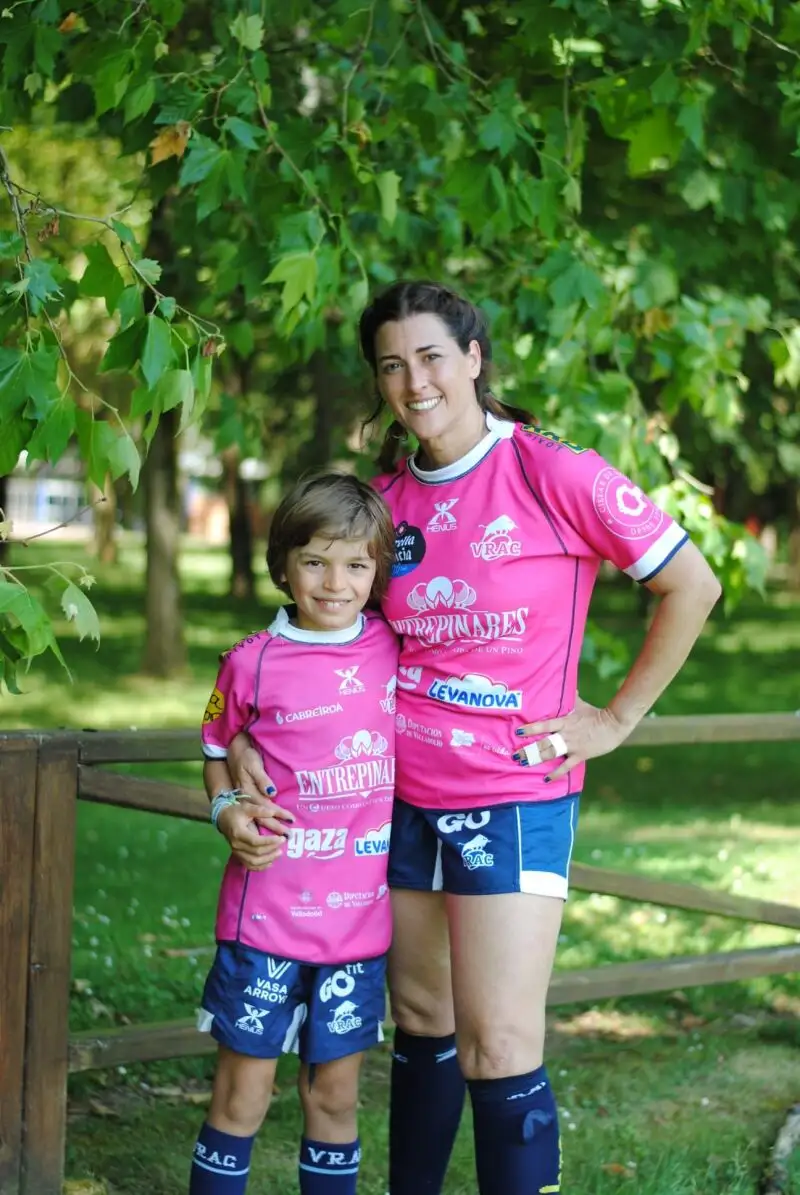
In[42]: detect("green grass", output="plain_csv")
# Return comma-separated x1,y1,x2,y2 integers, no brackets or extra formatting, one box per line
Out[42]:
4,536,800,1193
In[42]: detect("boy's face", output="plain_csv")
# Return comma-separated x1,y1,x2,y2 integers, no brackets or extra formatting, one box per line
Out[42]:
283,535,377,632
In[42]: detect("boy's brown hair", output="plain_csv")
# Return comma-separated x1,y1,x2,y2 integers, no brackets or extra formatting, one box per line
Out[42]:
267,472,395,603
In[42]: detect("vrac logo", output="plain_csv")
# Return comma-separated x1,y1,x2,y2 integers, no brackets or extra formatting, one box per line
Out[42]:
428,673,523,713
470,515,522,561
355,822,391,857
286,827,348,860
327,1000,363,1035
235,1004,270,1034
335,666,365,695
381,675,397,714
461,834,494,870
427,498,459,533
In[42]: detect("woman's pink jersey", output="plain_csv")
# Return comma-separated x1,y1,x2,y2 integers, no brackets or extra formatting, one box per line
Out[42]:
202,608,399,965
375,417,687,808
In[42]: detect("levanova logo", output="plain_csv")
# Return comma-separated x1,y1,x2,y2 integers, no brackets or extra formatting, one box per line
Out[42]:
391,576,528,647
427,498,459,533
428,673,523,713
470,515,522,561
295,729,394,800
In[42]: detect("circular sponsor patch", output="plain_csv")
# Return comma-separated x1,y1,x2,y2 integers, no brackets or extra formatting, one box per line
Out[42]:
203,686,225,723
392,520,426,578
592,467,664,540
326,891,343,909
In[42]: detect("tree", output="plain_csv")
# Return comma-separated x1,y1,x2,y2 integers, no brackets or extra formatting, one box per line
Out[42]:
4,0,800,686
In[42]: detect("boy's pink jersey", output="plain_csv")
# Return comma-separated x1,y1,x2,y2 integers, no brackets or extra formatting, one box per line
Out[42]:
202,608,399,965
375,417,688,809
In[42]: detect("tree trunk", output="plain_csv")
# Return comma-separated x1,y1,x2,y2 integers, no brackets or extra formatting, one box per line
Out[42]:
142,407,186,676
788,483,800,591
90,474,117,564
294,351,337,476
222,448,255,600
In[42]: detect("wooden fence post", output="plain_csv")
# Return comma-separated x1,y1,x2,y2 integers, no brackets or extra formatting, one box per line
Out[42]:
20,738,78,1195
0,740,39,1195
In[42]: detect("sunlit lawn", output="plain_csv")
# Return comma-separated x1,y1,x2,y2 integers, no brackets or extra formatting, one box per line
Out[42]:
3,536,800,1193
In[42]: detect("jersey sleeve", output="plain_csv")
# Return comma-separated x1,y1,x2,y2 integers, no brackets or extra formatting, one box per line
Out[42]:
518,427,689,583
201,649,252,760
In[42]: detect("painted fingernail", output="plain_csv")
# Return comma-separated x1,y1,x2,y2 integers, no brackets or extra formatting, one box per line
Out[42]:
266,786,276,795
515,728,524,736
519,759,529,767
544,776,552,784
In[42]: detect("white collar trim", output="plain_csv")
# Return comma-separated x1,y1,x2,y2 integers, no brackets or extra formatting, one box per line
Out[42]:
268,605,365,644
408,412,515,483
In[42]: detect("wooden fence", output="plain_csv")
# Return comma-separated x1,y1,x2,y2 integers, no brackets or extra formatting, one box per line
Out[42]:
1,713,800,1194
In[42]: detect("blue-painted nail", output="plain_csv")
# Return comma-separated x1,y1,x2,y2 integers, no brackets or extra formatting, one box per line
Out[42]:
544,776,551,784
519,759,529,767
266,786,276,795
515,728,524,736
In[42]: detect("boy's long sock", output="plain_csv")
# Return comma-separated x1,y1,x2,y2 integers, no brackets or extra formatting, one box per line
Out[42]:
299,1137,361,1193
388,1028,465,1194
189,1123,255,1195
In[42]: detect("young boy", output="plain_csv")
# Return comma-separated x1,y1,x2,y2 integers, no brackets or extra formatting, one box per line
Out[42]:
190,473,399,1195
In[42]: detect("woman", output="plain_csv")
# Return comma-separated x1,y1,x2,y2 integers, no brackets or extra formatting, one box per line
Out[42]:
216,281,721,1194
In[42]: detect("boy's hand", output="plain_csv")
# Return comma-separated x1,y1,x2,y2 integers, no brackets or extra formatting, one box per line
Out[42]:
217,801,288,871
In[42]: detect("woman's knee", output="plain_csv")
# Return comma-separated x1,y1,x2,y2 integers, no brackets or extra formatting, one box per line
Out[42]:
389,973,455,1037
456,1018,546,1081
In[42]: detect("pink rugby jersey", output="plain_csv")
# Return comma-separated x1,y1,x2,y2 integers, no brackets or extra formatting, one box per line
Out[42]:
202,607,399,965
375,416,688,809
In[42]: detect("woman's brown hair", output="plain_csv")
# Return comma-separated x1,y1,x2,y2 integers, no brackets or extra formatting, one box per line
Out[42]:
267,472,395,603
359,280,534,472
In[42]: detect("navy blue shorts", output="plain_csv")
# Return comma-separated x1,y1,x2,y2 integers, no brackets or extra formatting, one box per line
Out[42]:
388,796,579,899
197,943,386,1063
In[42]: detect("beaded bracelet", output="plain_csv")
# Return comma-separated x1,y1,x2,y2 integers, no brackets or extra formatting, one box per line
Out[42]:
210,789,242,829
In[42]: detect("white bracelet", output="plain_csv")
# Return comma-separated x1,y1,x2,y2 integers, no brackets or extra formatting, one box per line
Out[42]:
210,789,241,829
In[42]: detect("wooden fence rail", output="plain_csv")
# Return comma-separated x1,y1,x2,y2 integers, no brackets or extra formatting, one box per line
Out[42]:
1,714,799,1195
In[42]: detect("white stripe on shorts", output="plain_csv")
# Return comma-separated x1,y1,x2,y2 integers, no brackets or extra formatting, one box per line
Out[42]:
519,870,569,900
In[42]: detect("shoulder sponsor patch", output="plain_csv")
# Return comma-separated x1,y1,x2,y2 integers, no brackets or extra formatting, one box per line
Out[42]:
522,425,587,454
592,466,663,540
203,686,225,723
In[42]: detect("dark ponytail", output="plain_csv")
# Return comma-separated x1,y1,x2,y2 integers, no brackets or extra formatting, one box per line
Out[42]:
359,280,534,472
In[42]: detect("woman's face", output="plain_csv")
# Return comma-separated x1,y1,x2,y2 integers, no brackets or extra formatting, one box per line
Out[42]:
373,313,482,445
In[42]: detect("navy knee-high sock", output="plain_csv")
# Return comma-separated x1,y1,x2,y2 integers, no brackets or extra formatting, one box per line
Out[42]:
468,1066,561,1195
299,1137,360,1193
389,1029,466,1195
189,1123,255,1195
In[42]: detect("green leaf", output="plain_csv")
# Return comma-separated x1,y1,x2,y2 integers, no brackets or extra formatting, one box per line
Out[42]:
110,219,138,248
375,170,401,225
626,110,683,176
60,581,101,644
24,258,63,313
549,260,605,309
179,135,225,186
478,109,517,156
681,169,720,211
265,251,317,315
124,76,157,124
116,284,145,328
0,581,55,660
230,12,264,50
0,230,24,258
133,257,162,285
190,349,212,402
157,295,177,320
2,648,22,695
80,243,125,314
94,52,131,115
562,175,582,213
223,116,263,149
650,67,679,104
0,415,33,474
632,260,679,311
140,315,174,388
99,319,147,373
154,367,193,412
25,399,76,464
107,432,141,488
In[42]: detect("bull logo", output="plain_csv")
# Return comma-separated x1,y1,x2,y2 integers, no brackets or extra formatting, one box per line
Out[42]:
470,514,522,561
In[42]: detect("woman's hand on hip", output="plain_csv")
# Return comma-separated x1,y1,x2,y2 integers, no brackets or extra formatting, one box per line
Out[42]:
512,695,632,780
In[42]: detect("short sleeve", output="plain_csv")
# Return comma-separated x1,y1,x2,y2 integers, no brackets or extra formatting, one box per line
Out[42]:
201,650,251,759
522,430,689,583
